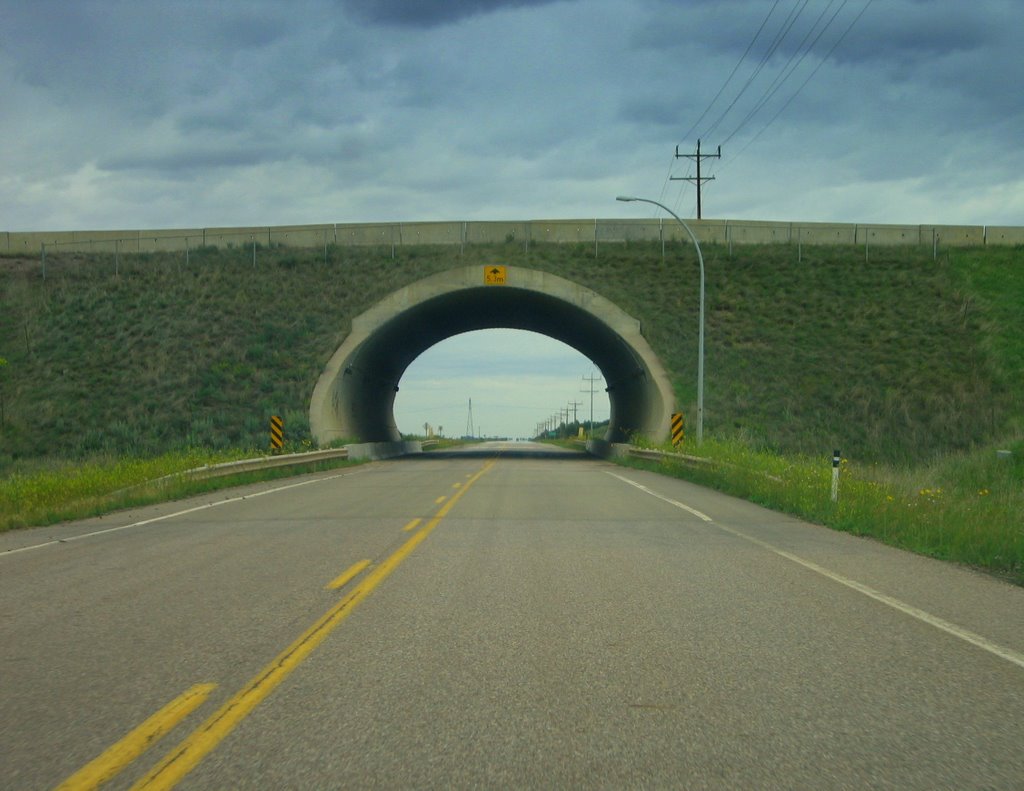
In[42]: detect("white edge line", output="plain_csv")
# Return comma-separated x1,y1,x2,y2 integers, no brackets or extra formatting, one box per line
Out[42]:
732,529,1024,671
604,470,1024,671
2,467,371,557
605,471,713,522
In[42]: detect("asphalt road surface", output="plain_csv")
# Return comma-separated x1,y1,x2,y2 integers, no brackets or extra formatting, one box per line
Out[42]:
2,442,1023,790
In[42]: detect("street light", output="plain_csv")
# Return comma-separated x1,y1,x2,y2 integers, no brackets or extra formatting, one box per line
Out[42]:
616,195,705,443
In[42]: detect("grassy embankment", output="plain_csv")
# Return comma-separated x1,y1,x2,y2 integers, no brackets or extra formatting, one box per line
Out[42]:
620,435,1023,585
1,241,1021,565
619,245,1024,583
0,449,362,533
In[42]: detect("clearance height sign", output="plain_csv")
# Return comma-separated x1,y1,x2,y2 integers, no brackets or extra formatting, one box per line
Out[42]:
484,266,506,285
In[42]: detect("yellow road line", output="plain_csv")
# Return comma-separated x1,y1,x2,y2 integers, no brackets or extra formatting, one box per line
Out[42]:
324,559,371,591
452,482,462,489
402,518,423,533
131,460,496,791
434,495,447,504
55,683,216,791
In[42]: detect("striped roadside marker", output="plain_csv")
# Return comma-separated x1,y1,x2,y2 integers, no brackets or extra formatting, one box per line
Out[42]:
270,415,284,452
671,412,684,447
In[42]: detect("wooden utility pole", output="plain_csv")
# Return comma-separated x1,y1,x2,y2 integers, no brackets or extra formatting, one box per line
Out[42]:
672,139,721,220
581,372,602,438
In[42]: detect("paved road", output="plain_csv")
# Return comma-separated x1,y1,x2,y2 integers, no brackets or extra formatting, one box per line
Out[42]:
2,443,1023,789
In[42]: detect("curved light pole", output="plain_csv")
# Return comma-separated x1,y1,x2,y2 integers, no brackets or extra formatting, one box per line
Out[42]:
616,196,705,443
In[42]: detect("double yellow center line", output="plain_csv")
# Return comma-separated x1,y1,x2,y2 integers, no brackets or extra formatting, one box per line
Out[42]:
57,460,495,791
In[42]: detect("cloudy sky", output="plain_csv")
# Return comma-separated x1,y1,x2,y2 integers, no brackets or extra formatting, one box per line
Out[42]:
4,0,1022,230
3,0,1021,438
393,329,608,439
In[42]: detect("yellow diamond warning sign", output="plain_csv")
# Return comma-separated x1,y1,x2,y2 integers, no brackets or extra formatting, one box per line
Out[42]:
484,265,507,285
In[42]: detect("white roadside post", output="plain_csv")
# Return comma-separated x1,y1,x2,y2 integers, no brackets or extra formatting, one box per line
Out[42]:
831,449,842,503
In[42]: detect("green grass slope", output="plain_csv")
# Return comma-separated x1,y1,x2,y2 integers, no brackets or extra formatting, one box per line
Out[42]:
1,241,1021,470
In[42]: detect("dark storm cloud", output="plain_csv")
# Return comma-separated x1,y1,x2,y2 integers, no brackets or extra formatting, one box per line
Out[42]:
99,148,275,174
829,4,997,65
1,0,1022,230
340,0,558,27
0,1,306,118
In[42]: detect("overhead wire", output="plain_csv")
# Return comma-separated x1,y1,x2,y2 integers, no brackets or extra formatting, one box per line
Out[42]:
680,0,783,144
656,0,874,217
718,0,875,171
699,0,813,142
657,0,783,215
720,0,846,148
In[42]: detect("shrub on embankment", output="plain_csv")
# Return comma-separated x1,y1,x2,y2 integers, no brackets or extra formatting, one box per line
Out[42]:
0,240,1021,471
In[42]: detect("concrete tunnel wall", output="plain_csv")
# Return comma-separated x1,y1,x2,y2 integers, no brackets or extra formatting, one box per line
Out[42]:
309,265,676,445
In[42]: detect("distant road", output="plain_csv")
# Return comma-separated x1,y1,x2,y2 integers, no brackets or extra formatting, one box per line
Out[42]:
3,442,1023,789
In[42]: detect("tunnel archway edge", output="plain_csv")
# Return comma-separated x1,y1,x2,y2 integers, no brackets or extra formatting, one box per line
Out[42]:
309,265,675,445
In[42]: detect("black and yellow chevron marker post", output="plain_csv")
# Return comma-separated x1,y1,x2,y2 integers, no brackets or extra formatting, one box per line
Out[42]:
270,415,284,453
670,412,684,447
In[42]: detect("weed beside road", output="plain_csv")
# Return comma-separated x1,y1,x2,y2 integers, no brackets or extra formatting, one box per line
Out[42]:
621,437,1024,586
0,448,359,533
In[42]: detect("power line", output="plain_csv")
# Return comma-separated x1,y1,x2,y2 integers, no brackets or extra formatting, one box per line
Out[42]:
720,0,849,148
655,151,681,214
700,0,814,142
719,0,875,171
662,0,782,210
681,0,784,144
581,371,602,439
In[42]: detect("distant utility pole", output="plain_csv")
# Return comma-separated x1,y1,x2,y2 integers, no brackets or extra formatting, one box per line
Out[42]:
465,398,475,438
581,371,602,438
672,139,721,220
567,400,582,425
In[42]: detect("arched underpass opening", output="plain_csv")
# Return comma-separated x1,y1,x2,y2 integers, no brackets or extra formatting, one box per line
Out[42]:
392,328,610,440
309,265,675,446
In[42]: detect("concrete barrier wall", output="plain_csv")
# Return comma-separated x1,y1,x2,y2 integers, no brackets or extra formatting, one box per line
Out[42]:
856,225,922,245
4,218,1021,255
722,220,790,244
335,222,400,246
268,224,334,249
987,226,1024,245
793,222,857,244
465,221,530,244
202,226,272,248
139,229,206,252
919,225,986,247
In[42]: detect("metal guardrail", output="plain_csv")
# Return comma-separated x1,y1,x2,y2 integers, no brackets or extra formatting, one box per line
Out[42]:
177,448,350,482
620,446,714,467
623,445,787,483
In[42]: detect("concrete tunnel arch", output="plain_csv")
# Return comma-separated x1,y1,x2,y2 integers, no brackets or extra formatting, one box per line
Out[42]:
309,265,675,446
